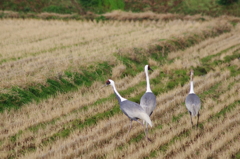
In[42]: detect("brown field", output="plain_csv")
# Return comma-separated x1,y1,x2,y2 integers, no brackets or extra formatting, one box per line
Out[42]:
0,14,239,159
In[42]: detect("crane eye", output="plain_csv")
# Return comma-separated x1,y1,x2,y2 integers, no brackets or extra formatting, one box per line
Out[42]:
148,65,151,70
106,80,110,85
148,65,153,71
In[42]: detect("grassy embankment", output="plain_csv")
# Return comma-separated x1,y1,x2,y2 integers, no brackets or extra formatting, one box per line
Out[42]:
1,0,240,19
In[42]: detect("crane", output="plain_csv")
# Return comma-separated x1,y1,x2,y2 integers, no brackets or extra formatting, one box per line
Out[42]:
185,69,201,127
104,79,152,140
140,65,156,135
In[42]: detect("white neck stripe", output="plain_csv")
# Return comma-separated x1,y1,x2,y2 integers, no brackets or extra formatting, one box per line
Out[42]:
109,80,127,102
145,66,152,93
189,81,195,94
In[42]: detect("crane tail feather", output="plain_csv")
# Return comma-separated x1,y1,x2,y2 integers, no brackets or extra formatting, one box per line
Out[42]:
140,112,152,127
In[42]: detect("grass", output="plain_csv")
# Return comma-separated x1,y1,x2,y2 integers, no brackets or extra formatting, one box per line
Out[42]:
211,100,240,120
4,18,216,89
0,18,239,159
0,30,216,158
172,112,186,122
234,152,240,159
144,85,240,159
22,66,191,149
2,0,240,19
200,44,240,63
48,56,240,156
0,62,112,112
199,46,240,74
0,18,228,112
91,60,237,158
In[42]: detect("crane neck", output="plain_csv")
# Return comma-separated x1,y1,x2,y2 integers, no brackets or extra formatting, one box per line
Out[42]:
111,82,127,102
145,67,152,93
189,81,195,94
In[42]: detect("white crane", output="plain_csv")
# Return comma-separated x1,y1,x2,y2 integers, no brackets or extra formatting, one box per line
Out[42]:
104,79,152,140
185,69,201,127
140,65,156,135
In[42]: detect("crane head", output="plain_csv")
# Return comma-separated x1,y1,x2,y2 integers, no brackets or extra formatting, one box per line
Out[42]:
101,79,112,89
105,80,111,85
145,65,153,72
148,65,153,71
190,69,194,81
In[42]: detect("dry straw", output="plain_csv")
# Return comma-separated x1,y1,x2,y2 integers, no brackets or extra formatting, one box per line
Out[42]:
164,80,240,159
2,32,239,158
0,16,239,159
20,68,231,159
102,10,212,21
0,17,232,88
107,69,232,159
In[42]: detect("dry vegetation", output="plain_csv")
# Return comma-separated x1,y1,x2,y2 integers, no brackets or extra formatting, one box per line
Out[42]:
102,10,213,21
0,15,239,159
0,18,213,88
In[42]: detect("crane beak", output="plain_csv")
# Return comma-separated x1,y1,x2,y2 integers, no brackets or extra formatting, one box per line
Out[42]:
100,84,107,89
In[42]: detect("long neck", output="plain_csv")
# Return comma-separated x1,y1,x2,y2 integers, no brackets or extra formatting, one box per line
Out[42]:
111,83,127,102
145,68,152,92
189,81,195,94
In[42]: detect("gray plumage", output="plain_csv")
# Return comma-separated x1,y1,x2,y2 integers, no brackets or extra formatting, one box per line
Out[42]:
140,92,156,116
104,79,152,139
120,100,152,124
140,65,156,138
185,94,201,116
140,65,157,117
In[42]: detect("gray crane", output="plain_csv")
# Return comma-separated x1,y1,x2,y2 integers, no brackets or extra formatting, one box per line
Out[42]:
185,69,201,127
140,65,156,135
104,79,152,140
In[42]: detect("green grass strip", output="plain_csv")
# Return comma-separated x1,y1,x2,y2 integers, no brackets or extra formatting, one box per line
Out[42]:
201,44,240,64
200,47,240,73
0,62,112,112
233,151,240,159
0,22,232,113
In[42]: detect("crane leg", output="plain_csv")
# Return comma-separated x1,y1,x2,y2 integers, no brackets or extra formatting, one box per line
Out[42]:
142,121,148,137
197,112,200,127
145,123,152,141
136,120,152,142
125,120,133,139
189,111,193,127
145,123,148,137
136,119,144,126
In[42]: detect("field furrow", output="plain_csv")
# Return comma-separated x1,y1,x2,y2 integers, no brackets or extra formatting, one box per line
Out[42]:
107,75,239,159
3,34,235,153
0,17,239,159
163,105,240,159
196,120,240,159
156,76,240,158
167,97,240,159
216,135,240,159
0,70,153,139
2,39,239,159
3,21,235,139
22,68,230,159
1,19,223,88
